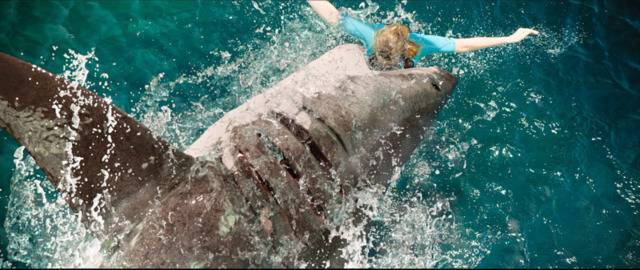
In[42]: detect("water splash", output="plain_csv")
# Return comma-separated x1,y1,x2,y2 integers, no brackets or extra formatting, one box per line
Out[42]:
4,147,103,268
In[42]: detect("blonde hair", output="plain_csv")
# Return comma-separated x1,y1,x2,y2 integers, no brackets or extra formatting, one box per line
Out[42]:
373,23,420,69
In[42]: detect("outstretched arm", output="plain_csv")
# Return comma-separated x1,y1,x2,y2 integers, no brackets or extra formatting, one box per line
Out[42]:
308,0,340,26
455,28,539,53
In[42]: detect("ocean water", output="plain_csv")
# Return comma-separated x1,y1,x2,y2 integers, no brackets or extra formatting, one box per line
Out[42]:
0,0,639,268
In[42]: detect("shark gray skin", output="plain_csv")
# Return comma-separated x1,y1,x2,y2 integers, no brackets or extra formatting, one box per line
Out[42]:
0,44,456,267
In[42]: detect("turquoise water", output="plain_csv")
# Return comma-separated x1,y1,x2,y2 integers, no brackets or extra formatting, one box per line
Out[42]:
1,0,639,267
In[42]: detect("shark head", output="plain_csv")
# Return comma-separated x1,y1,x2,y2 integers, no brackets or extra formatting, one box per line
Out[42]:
299,66,457,184
177,44,457,266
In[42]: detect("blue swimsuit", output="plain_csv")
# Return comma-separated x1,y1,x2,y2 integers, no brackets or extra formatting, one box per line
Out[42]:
339,13,456,65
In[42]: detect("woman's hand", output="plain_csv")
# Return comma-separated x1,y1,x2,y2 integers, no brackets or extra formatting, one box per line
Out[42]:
308,0,341,26
508,28,540,43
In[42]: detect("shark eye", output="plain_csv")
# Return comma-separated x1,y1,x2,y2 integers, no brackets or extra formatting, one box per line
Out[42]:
431,81,441,92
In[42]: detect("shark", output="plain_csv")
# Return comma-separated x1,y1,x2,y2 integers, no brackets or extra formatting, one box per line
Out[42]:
0,44,456,267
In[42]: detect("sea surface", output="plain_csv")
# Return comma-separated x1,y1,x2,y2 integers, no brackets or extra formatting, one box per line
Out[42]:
0,0,639,268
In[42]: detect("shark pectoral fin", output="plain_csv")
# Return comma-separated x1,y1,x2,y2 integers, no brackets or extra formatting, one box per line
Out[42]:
0,52,195,231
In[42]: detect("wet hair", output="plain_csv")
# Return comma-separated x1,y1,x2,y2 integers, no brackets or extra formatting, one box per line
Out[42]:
371,23,420,70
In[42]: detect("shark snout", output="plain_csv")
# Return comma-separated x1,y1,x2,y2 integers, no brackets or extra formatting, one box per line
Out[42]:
390,67,457,115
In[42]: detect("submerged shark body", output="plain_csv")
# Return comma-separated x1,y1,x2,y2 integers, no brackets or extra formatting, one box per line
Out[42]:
0,44,456,267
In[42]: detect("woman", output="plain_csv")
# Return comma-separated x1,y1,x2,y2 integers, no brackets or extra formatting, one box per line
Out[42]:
308,0,539,70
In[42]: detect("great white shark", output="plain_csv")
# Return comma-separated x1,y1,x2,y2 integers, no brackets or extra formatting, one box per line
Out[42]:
0,44,456,267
